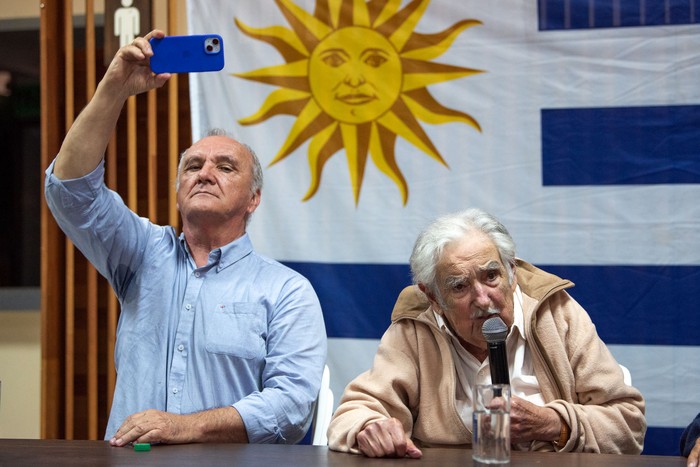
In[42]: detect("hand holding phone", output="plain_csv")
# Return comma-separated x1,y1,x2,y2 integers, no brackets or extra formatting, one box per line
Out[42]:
148,34,224,74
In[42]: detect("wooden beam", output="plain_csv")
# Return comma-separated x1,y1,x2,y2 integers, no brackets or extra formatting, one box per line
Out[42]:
40,0,67,441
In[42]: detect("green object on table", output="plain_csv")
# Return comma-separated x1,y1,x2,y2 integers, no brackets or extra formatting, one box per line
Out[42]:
133,443,151,452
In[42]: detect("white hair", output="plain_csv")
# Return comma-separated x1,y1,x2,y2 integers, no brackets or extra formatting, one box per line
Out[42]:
409,208,516,306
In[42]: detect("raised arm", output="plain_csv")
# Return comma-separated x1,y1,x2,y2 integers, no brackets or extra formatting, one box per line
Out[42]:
53,29,171,180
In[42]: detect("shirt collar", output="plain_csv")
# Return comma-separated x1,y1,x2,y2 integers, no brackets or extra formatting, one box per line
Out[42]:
179,232,254,272
511,284,526,341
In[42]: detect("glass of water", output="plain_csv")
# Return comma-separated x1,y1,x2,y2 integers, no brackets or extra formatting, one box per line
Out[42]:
472,384,511,464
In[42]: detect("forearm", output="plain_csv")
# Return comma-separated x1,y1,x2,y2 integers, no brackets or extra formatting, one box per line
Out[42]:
328,373,417,452
111,406,249,446
556,399,645,454
542,292,645,453
183,406,249,443
53,81,129,180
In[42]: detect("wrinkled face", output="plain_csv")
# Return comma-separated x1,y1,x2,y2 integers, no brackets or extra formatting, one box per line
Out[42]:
176,136,260,227
430,232,517,352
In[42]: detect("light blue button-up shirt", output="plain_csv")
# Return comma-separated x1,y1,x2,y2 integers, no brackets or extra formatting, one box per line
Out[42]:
45,159,327,444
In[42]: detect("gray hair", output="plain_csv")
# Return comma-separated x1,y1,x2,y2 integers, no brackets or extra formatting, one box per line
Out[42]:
409,208,516,305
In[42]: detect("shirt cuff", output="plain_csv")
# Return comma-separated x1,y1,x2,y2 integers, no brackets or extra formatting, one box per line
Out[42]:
233,397,284,444
46,157,106,192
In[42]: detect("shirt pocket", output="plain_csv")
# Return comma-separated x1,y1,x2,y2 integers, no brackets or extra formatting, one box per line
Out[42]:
204,303,266,359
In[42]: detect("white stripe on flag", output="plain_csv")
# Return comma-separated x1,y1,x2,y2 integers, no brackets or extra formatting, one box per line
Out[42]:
609,344,700,428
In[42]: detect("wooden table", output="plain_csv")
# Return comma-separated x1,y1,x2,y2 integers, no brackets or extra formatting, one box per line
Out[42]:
0,439,686,466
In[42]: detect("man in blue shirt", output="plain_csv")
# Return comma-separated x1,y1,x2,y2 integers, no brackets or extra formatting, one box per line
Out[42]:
44,29,327,446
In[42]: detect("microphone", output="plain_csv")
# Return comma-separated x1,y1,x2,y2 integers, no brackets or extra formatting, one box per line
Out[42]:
482,316,510,385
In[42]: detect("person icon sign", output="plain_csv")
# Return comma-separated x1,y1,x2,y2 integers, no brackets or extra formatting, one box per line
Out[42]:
114,0,140,48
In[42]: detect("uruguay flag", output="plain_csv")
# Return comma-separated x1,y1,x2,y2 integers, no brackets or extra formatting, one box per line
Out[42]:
187,0,700,455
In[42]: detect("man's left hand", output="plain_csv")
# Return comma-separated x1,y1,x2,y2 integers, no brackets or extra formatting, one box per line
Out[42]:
110,409,188,446
509,395,562,444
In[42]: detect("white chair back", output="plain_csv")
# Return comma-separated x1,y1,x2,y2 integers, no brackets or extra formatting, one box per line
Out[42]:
620,364,632,386
311,365,334,446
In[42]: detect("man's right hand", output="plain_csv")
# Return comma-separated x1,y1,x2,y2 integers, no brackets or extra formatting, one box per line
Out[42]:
101,29,171,101
355,417,422,459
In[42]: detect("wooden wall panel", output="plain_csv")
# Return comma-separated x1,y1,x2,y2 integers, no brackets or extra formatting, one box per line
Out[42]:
40,0,67,441
40,0,191,440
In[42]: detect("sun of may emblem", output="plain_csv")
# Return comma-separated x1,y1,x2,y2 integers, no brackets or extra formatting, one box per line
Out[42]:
234,0,483,205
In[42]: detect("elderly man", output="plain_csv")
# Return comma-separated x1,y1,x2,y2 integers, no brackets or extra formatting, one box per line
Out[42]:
328,208,645,457
44,30,326,445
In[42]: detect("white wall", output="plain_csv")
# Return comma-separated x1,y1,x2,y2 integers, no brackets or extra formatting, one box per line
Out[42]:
0,310,40,438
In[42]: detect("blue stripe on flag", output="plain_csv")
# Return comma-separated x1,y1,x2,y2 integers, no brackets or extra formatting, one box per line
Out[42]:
284,262,411,339
285,262,700,346
543,265,700,346
642,426,684,456
538,0,699,30
541,105,700,185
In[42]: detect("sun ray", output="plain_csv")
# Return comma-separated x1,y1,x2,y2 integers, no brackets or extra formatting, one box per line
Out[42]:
322,0,342,29
270,101,335,165
335,0,356,28
234,61,311,92
369,122,408,204
403,88,481,131
402,59,483,92
313,0,332,27
386,0,430,52
303,122,343,200
378,101,445,165
234,18,309,62
340,122,372,204
276,0,333,46
402,19,482,61
238,88,310,125
352,0,371,27
369,0,402,28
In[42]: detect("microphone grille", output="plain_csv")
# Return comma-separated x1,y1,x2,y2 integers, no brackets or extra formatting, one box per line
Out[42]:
482,316,508,343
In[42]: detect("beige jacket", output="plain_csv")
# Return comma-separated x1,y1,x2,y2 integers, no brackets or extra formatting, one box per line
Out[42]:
328,260,646,454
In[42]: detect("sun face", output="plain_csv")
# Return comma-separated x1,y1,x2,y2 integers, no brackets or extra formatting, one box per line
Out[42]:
309,27,402,123
234,0,483,205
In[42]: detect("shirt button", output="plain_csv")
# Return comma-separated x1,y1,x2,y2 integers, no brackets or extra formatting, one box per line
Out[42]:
194,272,201,278
178,344,184,352
172,388,178,394
185,304,192,310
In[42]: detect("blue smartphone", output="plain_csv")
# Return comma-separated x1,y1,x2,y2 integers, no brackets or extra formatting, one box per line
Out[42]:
148,34,224,74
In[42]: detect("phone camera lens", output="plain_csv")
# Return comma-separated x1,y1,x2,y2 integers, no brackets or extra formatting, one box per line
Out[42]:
212,38,219,45
206,45,213,52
